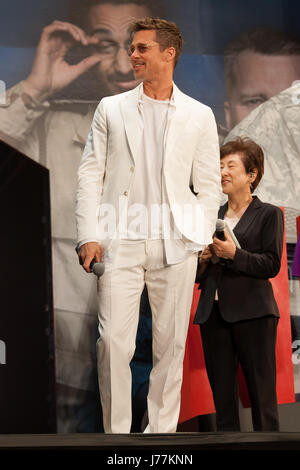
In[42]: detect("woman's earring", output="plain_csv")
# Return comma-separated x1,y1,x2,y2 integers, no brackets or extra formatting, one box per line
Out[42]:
249,173,254,190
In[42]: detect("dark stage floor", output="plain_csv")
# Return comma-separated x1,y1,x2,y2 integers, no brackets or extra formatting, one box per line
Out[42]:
0,432,300,460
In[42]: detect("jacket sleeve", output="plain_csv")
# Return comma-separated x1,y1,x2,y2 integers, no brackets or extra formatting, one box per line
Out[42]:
192,107,222,240
75,98,108,245
230,206,284,279
195,260,210,285
0,82,49,162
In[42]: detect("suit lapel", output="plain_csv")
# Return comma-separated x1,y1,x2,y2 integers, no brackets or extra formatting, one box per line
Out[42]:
120,86,144,164
119,83,189,165
219,196,263,248
218,203,227,219
163,90,190,164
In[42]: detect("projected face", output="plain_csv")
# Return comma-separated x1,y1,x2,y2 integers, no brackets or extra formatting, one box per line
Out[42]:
224,51,300,129
85,3,150,95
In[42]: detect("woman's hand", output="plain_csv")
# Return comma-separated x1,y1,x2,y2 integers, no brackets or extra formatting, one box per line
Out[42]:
213,231,236,260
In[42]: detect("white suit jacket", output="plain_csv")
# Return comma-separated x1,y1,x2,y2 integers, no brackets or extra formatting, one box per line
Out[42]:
76,83,221,264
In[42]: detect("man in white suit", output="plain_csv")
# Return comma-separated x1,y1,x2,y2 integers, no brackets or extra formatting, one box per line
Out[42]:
76,18,221,433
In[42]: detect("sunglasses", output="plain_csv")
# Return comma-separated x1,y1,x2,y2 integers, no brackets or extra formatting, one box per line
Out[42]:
127,43,160,57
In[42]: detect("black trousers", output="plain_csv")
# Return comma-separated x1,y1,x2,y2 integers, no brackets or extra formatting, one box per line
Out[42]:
200,301,279,431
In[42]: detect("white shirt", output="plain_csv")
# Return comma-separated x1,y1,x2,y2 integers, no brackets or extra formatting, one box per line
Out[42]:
123,91,204,264
126,93,169,239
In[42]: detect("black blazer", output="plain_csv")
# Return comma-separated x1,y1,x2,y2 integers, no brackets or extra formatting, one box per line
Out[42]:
194,196,284,324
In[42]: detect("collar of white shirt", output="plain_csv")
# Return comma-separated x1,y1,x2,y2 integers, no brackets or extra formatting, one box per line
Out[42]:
137,82,176,111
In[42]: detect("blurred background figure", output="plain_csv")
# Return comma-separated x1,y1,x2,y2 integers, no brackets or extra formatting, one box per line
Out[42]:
224,27,300,131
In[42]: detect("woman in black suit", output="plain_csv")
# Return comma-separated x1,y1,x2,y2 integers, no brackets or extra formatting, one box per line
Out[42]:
194,137,284,431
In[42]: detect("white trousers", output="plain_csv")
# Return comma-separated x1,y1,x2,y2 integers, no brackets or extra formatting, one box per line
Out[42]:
96,240,198,433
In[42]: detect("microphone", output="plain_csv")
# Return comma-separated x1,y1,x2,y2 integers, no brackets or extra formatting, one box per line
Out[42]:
217,219,241,248
215,219,226,241
211,219,241,265
90,259,105,277
211,219,226,265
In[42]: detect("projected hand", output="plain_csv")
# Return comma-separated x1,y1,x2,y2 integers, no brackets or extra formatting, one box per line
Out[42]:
23,20,101,101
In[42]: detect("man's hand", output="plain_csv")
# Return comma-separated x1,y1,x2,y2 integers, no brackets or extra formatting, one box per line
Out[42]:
23,20,101,102
199,246,213,264
212,230,236,260
196,245,213,277
78,242,102,273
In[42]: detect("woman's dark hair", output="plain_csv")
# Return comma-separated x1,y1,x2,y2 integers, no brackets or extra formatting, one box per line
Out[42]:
220,137,264,192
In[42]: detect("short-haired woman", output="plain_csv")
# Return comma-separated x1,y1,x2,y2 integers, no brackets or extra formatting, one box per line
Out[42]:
194,137,284,431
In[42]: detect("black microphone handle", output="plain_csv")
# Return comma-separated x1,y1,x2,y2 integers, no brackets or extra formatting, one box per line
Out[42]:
215,229,226,241
215,223,226,265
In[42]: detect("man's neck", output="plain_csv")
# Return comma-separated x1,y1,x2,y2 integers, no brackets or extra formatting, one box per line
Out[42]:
143,79,173,101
